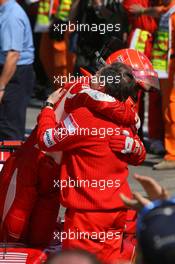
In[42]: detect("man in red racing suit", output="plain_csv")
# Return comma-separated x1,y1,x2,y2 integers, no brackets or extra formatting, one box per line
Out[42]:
0,72,139,250
36,63,146,264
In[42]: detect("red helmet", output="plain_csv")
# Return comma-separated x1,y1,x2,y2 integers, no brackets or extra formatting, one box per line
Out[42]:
106,49,159,91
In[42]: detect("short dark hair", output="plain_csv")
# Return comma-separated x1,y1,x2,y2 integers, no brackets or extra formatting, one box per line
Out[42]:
99,62,137,102
45,249,102,264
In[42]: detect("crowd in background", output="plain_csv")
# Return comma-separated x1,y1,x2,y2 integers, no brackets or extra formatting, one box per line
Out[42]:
1,0,175,264
11,0,175,170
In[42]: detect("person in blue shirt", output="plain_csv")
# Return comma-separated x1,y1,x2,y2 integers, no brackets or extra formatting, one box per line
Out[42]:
0,0,35,140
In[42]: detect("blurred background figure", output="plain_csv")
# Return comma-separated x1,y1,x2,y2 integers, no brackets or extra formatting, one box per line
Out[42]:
21,0,49,100
36,0,74,89
120,174,175,264
69,0,128,74
45,249,102,264
123,0,165,155
124,0,175,169
0,0,35,140
137,198,175,264
151,0,175,169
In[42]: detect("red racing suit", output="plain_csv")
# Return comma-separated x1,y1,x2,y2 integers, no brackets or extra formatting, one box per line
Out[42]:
0,244,47,264
63,80,138,131
0,130,60,248
36,103,146,263
0,80,140,254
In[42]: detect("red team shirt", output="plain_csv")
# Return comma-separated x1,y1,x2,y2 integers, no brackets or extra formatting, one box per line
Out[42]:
0,80,146,262
37,106,146,210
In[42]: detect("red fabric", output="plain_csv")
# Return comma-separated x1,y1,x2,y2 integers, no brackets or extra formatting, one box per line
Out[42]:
37,107,146,210
65,81,137,129
123,0,157,59
123,0,157,33
27,154,60,247
52,0,59,15
62,209,127,264
0,130,60,248
62,209,137,264
0,246,47,263
0,80,140,247
54,81,138,137
0,131,39,242
117,210,137,263
0,80,139,247
109,133,146,166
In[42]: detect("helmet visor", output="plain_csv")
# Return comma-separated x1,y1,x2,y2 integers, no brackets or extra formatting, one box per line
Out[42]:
132,69,160,91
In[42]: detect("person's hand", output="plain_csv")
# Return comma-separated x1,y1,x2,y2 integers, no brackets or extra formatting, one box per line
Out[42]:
47,88,66,105
120,192,151,211
109,130,143,155
129,4,145,15
152,6,165,17
120,174,170,211
133,174,169,200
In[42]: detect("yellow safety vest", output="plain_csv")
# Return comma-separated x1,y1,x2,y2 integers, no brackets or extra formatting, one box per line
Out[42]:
151,6,175,79
55,0,72,21
129,28,151,53
35,0,53,32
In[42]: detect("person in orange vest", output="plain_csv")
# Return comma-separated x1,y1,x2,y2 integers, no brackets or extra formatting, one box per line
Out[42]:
37,0,74,89
123,0,165,155
134,0,175,168
150,0,175,169
133,0,175,169
35,0,60,89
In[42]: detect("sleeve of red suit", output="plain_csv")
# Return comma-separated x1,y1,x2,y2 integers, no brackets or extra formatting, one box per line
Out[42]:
37,107,88,152
37,107,145,167
121,135,146,165
110,132,146,166
64,83,137,129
